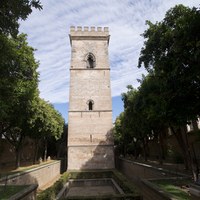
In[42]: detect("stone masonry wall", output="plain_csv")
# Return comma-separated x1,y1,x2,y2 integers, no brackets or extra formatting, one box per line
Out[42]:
117,158,188,200
0,161,61,190
68,26,114,170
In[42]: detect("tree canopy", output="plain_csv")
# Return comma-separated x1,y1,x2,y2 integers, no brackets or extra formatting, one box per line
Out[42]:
138,4,200,125
29,97,65,161
0,1,65,168
114,4,200,181
0,0,42,36
0,34,39,126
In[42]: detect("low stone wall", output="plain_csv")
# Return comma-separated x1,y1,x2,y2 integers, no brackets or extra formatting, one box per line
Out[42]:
190,184,200,200
0,160,61,190
117,158,189,200
9,184,38,200
141,179,173,200
117,158,185,183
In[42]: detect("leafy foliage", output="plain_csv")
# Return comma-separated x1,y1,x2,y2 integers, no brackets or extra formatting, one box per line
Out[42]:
30,98,64,140
138,4,200,177
0,34,40,168
138,4,200,125
114,4,200,181
0,0,64,168
0,0,42,36
0,34,39,125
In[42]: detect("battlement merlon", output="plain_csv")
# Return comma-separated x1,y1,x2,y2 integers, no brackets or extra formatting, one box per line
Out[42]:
69,26,110,46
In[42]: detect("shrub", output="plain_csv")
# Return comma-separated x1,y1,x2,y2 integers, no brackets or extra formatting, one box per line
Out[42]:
37,172,69,200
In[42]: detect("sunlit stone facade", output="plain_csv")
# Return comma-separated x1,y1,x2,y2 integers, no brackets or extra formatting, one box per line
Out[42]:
68,26,114,170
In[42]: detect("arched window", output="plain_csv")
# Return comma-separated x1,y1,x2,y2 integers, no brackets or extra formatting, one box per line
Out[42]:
86,53,96,68
89,101,93,110
87,100,94,111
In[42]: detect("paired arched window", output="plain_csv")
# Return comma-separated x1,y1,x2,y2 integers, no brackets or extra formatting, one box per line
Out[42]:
86,53,96,68
87,100,94,111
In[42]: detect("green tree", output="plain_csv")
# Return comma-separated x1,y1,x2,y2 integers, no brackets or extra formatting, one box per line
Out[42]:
113,85,153,160
138,5,200,120
138,75,168,164
113,112,125,156
138,4,200,180
0,34,39,168
122,85,152,161
29,98,64,162
0,0,42,36
0,0,42,168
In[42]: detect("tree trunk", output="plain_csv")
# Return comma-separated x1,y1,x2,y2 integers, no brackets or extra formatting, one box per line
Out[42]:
123,143,126,157
153,130,163,164
33,139,39,164
192,119,198,131
142,138,147,161
43,139,48,162
134,141,138,160
170,126,189,170
158,128,167,164
161,128,167,160
15,148,21,169
182,126,198,182
191,143,199,182
158,132,163,165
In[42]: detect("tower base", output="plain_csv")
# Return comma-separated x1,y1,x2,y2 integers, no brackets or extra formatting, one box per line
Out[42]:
68,145,115,170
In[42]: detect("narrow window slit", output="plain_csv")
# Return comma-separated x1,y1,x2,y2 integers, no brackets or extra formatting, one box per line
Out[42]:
89,101,93,110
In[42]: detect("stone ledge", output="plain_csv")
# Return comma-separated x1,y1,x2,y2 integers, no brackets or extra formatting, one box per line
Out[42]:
142,179,173,200
70,68,110,70
68,144,114,147
9,184,37,200
68,110,112,113
120,158,190,178
190,183,200,198
0,160,60,182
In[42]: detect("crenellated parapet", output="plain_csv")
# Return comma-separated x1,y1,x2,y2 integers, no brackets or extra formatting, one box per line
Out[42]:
69,26,110,45
70,26,109,32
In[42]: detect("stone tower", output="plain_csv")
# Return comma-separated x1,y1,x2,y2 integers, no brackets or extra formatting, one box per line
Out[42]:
68,26,114,170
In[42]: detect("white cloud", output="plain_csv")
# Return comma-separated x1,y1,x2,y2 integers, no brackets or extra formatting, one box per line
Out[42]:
19,0,199,103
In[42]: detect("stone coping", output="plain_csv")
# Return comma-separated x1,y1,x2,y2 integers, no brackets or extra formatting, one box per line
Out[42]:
189,183,200,197
142,179,174,200
68,144,114,147
68,110,112,112
120,157,190,178
0,160,60,182
70,68,110,70
56,182,69,200
6,184,38,200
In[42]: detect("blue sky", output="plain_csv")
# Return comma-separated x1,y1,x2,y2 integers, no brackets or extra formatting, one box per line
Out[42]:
19,0,199,123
